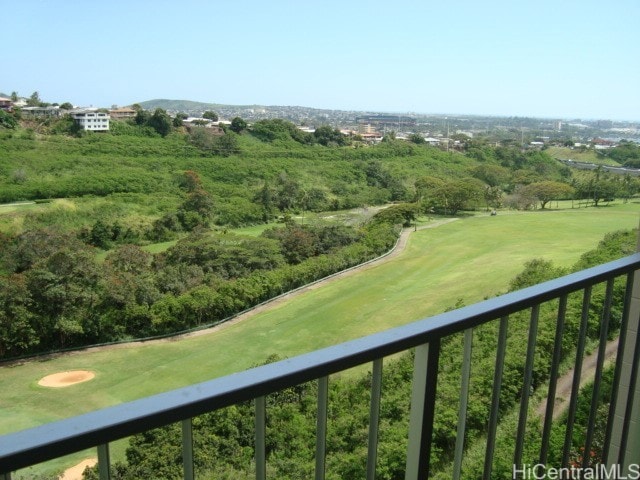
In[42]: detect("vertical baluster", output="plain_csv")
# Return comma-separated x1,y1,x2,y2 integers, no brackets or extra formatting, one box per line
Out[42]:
255,396,266,480
540,295,567,464
315,376,329,480
97,443,111,480
483,316,508,480
562,286,592,467
603,272,634,463
582,279,614,468
366,358,383,480
182,418,194,480
453,328,473,480
405,338,441,480
514,304,540,466
617,302,640,467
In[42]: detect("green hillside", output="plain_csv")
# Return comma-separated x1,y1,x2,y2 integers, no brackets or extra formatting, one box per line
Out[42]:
1,114,639,478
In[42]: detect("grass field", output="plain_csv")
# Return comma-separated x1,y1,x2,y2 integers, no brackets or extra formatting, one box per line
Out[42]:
545,146,620,166
2,203,639,476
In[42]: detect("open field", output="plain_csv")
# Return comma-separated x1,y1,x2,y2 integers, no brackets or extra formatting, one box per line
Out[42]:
545,146,620,166
1,203,639,476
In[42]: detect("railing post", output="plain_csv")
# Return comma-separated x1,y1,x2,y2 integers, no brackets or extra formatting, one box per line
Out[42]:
562,286,592,467
97,444,111,480
315,376,329,480
453,328,473,480
582,279,614,469
405,339,441,480
366,358,383,480
483,316,508,480
514,305,539,467
255,396,266,480
182,418,194,480
607,222,640,471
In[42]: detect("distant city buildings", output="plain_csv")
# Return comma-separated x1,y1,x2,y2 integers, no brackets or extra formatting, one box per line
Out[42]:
356,114,417,128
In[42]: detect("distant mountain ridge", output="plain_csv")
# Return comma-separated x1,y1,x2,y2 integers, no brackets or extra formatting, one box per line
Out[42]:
138,98,359,114
138,99,229,112
137,98,375,126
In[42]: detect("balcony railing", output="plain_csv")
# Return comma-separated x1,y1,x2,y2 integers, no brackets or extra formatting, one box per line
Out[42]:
1,253,640,480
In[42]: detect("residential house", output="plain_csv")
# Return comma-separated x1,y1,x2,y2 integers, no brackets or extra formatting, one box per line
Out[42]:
109,107,136,119
20,105,62,117
71,109,110,131
0,97,12,111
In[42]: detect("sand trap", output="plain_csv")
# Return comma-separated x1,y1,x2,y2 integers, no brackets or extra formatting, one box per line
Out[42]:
38,370,95,388
59,458,97,480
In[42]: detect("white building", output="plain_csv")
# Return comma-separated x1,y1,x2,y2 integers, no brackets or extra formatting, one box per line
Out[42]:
71,110,110,131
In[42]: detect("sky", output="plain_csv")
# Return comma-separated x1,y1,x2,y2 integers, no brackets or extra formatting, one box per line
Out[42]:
3,0,639,121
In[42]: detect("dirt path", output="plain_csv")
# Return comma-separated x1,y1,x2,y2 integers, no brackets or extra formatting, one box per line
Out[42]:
535,338,619,422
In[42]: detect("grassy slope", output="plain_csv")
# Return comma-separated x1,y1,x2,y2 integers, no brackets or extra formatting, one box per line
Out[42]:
545,146,620,166
2,203,638,477
1,204,638,436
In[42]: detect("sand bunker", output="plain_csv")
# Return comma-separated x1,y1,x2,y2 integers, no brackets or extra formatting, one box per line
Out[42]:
38,370,95,388
60,458,97,480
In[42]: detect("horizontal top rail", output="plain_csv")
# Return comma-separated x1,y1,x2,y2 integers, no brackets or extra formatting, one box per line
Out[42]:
2,253,639,473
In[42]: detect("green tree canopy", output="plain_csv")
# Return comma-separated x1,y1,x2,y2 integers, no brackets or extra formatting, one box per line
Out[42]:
202,111,219,121
520,181,575,209
230,117,247,134
313,125,347,146
148,108,172,137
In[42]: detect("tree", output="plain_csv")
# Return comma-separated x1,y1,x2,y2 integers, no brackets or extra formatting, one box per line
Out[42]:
381,131,396,142
0,274,39,358
520,181,575,209
147,108,172,137
313,125,347,146
27,91,42,107
274,172,300,212
574,168,619,207
134,109,151,126
211,133,239,157
471,164,511,188
256,179,274,222
2,229,81,273
25,246,101,348
230,117,247,134
88,219,113,249
437,179,484,214
415,176,446,208
483,185,504,210
59,102,73,110
371,203,417,227
172,112,187,127
202,111,219,121
408,133,426,144
177,171,214,230
180,170,203,193
188,126,217,152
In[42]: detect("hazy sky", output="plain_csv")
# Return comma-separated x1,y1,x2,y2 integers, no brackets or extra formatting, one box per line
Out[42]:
3,0,639,120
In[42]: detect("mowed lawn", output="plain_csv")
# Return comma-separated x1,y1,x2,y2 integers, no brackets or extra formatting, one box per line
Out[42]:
1,204,638,440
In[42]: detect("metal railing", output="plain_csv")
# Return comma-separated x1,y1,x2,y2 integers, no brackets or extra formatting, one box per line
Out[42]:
1,253,640,480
